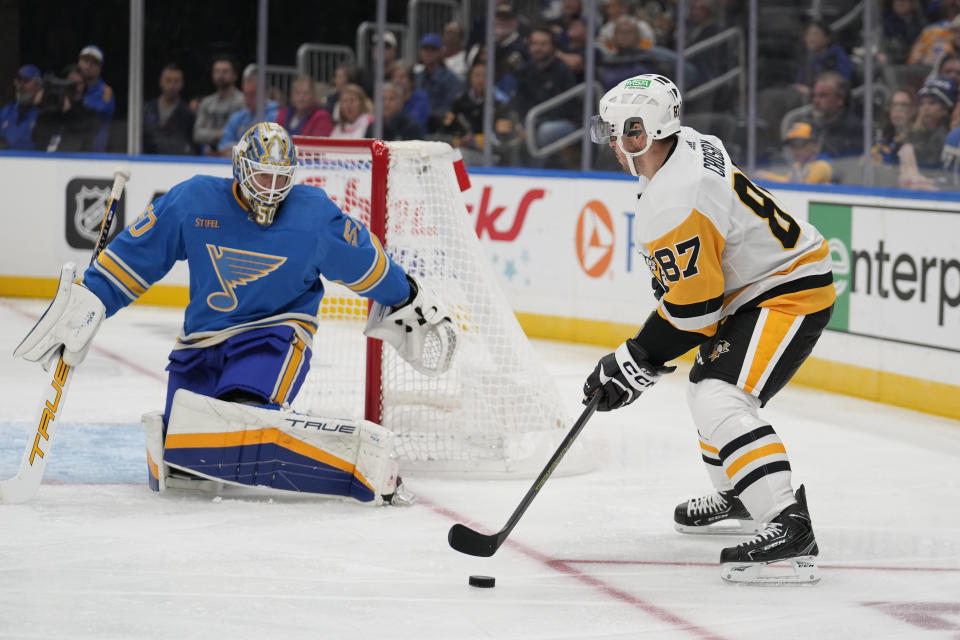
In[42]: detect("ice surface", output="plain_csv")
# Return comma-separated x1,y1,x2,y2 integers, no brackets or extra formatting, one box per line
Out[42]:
0,298,958,639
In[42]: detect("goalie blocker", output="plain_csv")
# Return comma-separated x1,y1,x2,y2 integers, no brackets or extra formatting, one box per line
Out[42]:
143,389,407,505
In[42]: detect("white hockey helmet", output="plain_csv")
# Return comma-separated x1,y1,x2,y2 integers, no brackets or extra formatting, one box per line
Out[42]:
590,74,682,174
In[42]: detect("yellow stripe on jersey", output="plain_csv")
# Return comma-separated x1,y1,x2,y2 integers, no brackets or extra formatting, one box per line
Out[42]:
758,284,836,316
272,335,306,404
726,442,787,479
96,251,147,297
344,233,389,294
656,307,719,337
743,310,798,394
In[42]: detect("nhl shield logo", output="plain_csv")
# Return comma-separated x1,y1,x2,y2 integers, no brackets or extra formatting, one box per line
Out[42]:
65,178,125,249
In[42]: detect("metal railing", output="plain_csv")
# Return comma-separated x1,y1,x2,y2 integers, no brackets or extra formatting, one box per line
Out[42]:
296,44,356,86
262,65,299,104
356,22,410,72
405,0,463,62
683,27,746,114
524,82,604,159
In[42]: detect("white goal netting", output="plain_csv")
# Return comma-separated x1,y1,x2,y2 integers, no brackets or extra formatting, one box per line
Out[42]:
292,138,575,474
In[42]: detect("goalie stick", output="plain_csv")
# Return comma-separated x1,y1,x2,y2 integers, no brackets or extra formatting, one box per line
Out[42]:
0,167,130,504
448,393,601,557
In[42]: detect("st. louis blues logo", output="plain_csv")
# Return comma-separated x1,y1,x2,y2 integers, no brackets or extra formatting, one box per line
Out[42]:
206,244,287,312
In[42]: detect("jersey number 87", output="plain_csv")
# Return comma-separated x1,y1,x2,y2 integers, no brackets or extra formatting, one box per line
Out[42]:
733,172,800,250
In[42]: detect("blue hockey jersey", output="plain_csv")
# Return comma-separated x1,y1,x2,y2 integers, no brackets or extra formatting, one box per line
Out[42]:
82,175,410,349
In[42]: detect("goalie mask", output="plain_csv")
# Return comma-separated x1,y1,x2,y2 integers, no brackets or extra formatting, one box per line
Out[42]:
232,122,298,227
589,74,682,176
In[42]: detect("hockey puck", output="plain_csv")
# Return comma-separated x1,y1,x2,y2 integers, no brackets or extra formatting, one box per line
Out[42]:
468,575,496,588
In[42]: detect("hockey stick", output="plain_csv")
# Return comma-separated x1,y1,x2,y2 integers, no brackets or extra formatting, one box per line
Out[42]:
448,393,601,557
0,167,129,504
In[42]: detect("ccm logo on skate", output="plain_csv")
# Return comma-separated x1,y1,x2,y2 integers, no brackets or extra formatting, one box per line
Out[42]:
30,358,70,465
284,419,356,434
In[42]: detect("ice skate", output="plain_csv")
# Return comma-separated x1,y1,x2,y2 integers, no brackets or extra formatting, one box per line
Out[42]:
674,489,760,535
720,485,820,585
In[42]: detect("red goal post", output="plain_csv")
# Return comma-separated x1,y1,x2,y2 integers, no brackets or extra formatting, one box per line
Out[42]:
291,137,581,475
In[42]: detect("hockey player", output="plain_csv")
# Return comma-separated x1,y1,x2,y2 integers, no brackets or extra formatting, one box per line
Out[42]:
582,74,835,584
14,122,455,504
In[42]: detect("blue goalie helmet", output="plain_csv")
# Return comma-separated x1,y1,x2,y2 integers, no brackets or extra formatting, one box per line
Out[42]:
232,122,298,227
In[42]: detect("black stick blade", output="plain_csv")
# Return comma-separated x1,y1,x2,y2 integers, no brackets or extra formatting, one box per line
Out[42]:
448,523,501,557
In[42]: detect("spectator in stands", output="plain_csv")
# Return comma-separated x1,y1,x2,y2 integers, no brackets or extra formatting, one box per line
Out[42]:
934,52,960,128
442,21,469,81
881,0,926,65
77,45,114,152
33,64,98,153
685,0,723,80
324,61,362,122
908,1,960,66
330,83,373,138
557,16,587,81
873,88,917,165
416,33,463,126
466,3,529,98
361,31,399,98
217,66,279,156
940,116,960,184
437,60,518,164
193,54,244,156
597,16,655,89
756,121,834,184
142,64,196,155
276,75,332,137
390,61,431,131
513,26,578,165
548,0,584,34
599,0,656,51
0,64,42,150
905,75,956,165
786,71,863,159
371,82,425,142
795,21,853,98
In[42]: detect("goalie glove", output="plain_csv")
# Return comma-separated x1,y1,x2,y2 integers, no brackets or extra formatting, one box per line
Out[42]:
13,262,106,369
363,275,457,376
583,339,676,411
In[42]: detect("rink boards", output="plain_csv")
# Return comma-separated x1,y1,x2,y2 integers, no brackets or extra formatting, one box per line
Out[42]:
0,151,956,419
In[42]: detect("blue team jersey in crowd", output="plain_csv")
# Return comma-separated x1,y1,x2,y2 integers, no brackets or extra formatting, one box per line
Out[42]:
82,175,410,349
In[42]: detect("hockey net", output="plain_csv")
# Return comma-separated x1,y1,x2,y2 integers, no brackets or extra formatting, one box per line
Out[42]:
291,138,574,474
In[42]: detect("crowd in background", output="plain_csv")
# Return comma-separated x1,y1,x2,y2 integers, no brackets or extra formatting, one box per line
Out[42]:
6,0,960,190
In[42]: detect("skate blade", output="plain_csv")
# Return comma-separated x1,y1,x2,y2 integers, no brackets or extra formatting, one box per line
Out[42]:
674,520,762,536
721,556,820,585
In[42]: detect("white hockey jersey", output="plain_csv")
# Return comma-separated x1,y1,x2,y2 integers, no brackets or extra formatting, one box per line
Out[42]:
636,126,835,338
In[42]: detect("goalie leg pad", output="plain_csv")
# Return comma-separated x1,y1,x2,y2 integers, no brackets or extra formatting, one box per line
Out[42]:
163,389,399,503
141,410,167,492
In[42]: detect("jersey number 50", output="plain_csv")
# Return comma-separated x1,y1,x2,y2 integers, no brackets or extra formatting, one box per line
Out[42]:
733,172,800,249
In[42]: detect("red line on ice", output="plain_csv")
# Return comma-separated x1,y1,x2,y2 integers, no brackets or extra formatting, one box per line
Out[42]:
422,498,730,640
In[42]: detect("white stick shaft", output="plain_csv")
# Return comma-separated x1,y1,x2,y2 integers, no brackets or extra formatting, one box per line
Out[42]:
0,351,74,504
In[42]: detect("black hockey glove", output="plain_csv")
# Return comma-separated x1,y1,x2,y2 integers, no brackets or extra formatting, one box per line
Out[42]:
583,339,676,411
651,277,666,301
